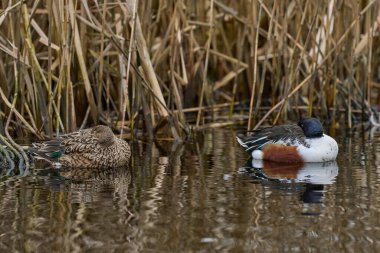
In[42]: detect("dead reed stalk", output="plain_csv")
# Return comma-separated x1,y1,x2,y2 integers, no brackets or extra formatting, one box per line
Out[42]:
0,0,379,140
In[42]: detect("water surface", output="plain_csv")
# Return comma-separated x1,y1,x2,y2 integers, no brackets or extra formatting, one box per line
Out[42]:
0,128,379,252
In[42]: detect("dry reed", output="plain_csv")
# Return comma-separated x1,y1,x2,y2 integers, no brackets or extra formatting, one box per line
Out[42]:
0,0,380,143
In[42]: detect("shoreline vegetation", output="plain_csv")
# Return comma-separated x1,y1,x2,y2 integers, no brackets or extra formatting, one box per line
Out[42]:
1,0,380,170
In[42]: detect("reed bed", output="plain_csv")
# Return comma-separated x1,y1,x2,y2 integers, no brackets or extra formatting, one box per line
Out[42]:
0,0,380,143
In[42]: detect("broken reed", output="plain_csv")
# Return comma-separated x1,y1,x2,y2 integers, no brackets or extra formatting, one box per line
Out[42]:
0,0,379,139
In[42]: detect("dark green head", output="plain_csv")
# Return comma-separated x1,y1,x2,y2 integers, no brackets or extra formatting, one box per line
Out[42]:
297,118,324,138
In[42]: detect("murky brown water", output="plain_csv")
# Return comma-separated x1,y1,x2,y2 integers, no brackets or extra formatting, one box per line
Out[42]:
0,128,380,252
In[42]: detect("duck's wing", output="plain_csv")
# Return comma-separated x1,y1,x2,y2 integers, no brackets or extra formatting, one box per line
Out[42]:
30,139,63,161
236,124,306,151
30,129,98,161
58,129,98,147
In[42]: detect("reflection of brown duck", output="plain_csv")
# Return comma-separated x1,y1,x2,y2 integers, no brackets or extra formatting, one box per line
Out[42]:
30,125,130,168
59,166,132,204
59,165,130,181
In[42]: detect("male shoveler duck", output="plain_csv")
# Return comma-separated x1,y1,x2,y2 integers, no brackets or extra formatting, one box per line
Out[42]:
30,125,130,168
236,118,338,163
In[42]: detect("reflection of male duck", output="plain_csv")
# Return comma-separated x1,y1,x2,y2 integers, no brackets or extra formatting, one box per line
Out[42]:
301,184,325,204
241,159,339,184
239,160,339,205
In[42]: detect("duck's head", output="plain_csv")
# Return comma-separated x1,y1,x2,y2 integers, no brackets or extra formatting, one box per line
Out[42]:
297,118,324,138
92,125,115,146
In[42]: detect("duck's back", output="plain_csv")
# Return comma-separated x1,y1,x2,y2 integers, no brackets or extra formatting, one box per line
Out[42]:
236,124,306,151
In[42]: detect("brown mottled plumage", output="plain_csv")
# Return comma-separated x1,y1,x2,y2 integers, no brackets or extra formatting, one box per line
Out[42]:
59,165,131,182
30,125,130,168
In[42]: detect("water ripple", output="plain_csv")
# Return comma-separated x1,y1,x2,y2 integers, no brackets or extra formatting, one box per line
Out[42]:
0,129,379,252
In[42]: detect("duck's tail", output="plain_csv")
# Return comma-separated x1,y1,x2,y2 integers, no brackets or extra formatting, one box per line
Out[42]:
29,141,63,162
236,134,270,152
236,135,249,148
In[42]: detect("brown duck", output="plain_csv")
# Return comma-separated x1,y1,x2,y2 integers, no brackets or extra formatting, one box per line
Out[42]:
30,125,130,168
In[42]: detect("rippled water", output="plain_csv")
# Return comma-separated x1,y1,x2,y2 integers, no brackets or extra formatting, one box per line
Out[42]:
1,128,380,252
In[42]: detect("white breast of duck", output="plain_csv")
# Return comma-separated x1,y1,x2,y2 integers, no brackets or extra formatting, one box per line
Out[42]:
295,134,338,162
296,118,338,162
